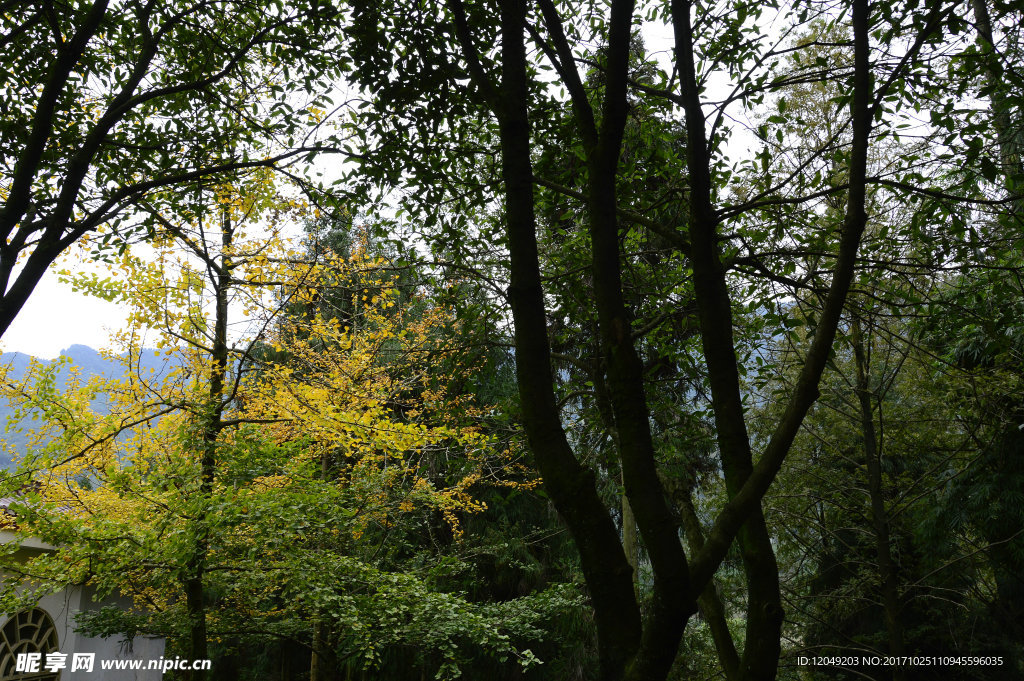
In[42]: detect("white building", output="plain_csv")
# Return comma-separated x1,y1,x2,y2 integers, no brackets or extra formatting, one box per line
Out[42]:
0,530,166,681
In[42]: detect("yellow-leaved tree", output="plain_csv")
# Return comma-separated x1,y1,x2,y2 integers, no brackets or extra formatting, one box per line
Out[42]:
0,177,558,679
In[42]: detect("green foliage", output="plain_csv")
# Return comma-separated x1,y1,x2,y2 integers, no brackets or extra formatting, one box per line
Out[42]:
3,1,1024,680
0,0,343,337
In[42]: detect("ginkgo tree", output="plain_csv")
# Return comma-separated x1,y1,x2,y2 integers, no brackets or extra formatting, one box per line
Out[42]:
0,176,565,680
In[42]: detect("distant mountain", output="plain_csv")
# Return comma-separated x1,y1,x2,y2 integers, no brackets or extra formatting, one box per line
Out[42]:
0,345,179,470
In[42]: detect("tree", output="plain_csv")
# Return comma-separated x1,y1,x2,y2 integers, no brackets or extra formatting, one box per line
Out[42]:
915,268,1024,678
335,1,994,679
4,1,1022,679
0,171,306,678
741,12,1024,676
0,176,574,680
0,0,341,339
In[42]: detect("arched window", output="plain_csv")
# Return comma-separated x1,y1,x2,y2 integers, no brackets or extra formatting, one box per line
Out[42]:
0,609,60,681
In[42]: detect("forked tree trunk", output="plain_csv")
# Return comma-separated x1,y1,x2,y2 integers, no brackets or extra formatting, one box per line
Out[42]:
450,0,894,678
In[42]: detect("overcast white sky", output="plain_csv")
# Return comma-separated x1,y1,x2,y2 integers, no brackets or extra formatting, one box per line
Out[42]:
0,264,125,359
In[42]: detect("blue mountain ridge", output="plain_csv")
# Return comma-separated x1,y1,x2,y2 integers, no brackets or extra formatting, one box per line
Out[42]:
0,345,178,470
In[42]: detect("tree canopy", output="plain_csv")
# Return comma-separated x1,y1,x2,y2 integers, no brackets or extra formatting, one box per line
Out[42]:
1,1,1023,680
0,0,342,336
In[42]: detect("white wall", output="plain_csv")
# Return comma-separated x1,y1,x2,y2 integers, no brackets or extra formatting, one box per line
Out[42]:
0,532,167,681
2,588,167,681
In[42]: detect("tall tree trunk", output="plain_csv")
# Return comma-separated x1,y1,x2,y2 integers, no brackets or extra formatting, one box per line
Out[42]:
851,318,906,681
184,207,233,680
670,2,782,678
311,619,338,681
672,484,740,681
486,1,644,678
580,2,695,676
